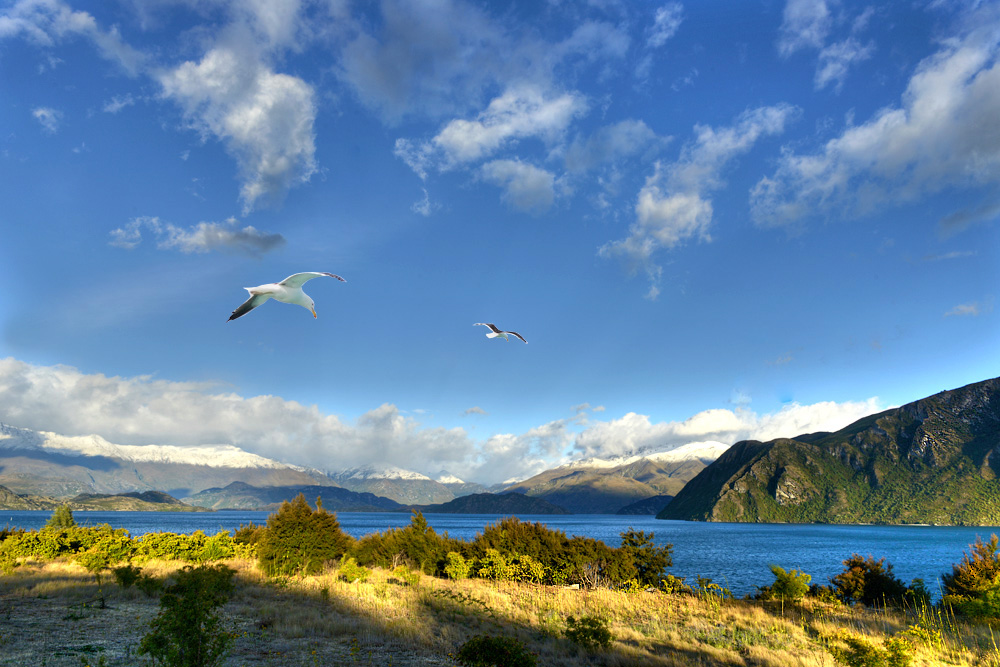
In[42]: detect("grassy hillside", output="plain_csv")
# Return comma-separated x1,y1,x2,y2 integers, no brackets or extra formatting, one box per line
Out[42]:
660,377,1000,524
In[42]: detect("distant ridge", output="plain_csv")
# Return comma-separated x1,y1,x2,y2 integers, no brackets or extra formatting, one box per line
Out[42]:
659,377,1000,525
184,481,405,512
412,492,570,515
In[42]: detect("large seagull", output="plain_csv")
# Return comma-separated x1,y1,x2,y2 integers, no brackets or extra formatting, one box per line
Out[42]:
228,272,346,321
474,322,527,343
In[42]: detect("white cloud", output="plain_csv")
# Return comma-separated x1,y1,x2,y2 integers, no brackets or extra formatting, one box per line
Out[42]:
158,44,318,213
572,398,883,460
31,106,61,133
0,0,145,75
335,0,508,123
102,94,136,114
601,104,797,296
432,86,587,167
815,37,874,91
109,215,285,256
563,119,665,173
480,159,556,214
647,3,683,49
752,9,1000,230
777,0,831,56
463,406,487,416
945,300,992,317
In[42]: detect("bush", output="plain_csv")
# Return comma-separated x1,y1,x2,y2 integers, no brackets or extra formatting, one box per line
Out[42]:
455,635,537,667
565,615,613,650
445,551,470,580
351,511,462,576
256,494,353,577
138,564,236,667
769,564,811,601
831,555,909,607
112,563,143,589
828,631,912,667
338,556,371,583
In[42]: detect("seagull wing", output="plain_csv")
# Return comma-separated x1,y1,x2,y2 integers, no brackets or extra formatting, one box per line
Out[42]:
279,272,346,288
228,293,271,321
506,331,528,344
474,323,502,334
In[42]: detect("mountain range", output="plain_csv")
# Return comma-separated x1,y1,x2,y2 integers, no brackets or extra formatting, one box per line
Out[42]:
659,377,1000,525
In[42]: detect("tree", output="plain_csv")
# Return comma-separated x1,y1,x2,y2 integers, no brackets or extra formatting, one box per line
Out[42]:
139,564,235,667
769,564,811,601
256,494,353,577
619,529,672,587
831,554,908,607
44,504,76,529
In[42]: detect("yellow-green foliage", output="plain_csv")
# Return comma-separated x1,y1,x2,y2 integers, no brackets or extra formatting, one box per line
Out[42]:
257,494,353,577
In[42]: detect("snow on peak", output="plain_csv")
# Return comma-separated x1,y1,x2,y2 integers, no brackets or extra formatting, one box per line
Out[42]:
435,470,465,484
0,422,293,469
558,440,731,470
334,464,432,481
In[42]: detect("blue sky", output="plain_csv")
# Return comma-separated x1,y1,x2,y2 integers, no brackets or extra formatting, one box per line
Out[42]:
0,0,997,484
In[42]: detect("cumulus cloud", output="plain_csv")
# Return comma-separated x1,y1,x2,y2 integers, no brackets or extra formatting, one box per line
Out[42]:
815,37,874,91
0,0,145,75
572,398,883,460
463,406,487,416
335,0,509,123
601,104,797,297
31,106,61,133
563,119,666,174
945,301,992,317
647,3,684,49
752,8,1000,230
109,216,285,256
480,159,556,214
0,357,888,485
158,44,318,213
777,0,831,56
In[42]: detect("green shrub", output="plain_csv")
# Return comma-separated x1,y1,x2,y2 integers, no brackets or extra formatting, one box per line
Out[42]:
256,494,353,577
339,556,371,583
941,534,1000,617
351,511,461,576
445,551,470,580
831,555,909,607
138,564,235,667
769,564,811,601
112,564,143,589
392,565,421,587
828,631,912,667
455,635,537,667
477,549,512,581
565,615,613,650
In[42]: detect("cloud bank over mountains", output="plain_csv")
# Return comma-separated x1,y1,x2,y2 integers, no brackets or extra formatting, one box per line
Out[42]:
0,357,882,485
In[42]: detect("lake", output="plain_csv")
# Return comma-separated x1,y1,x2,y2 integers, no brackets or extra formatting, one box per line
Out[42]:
4,510,997,599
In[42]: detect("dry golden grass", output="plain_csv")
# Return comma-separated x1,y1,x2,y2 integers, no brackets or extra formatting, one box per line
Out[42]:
2,557,1000,666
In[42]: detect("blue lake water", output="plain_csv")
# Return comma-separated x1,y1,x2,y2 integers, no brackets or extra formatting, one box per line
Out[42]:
4,510,997,599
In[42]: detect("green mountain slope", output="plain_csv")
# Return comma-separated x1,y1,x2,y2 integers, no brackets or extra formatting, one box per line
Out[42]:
659,377,1000,525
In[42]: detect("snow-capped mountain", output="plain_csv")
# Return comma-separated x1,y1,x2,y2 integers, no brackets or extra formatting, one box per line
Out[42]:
329,463,454,505
435,470,487,497
556,440,731,471
0,422,336,499
0,422,296,469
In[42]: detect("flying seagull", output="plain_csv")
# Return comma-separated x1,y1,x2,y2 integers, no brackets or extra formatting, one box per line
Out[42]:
228,272,346,321
474,322,527,343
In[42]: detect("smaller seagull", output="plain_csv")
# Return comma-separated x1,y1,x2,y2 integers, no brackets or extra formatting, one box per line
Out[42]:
474,322,527,343
228,272,346,321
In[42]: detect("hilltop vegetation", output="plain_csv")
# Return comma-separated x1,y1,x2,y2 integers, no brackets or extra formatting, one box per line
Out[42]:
661,377,1000,524
5,501,1000,665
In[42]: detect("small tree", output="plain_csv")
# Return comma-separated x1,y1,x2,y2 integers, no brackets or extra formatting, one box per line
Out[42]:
942,534,1000,617
256,494,353,577
138,564,235,667
831,554,908,607
619,529,672,587
45,504,76,529
770,564,811,601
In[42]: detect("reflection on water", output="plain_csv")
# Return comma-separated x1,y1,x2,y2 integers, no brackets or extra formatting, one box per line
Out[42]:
4,510,997,598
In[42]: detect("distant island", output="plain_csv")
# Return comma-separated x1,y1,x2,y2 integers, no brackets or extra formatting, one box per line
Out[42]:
0,485,209,512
